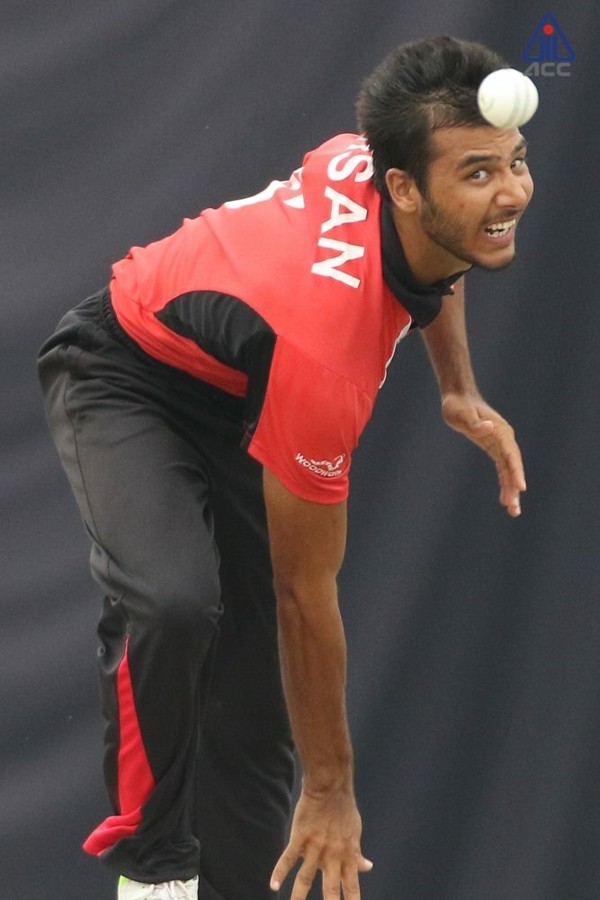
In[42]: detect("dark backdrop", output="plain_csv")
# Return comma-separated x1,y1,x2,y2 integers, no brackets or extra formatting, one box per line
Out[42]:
2,2,599,898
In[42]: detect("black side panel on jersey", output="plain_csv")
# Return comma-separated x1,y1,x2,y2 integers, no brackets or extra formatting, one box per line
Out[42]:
155,291,277,443
380,203,466,328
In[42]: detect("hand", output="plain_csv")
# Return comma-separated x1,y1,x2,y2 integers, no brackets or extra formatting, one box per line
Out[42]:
441,392,526,517
270,786,373,899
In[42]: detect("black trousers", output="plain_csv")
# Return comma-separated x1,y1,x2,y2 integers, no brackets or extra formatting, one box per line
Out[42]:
38,290,295,899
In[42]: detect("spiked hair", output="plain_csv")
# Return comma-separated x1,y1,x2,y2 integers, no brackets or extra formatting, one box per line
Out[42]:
356,36,508,197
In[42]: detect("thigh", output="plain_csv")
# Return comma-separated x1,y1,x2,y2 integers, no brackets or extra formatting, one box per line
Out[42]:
40,341,221,606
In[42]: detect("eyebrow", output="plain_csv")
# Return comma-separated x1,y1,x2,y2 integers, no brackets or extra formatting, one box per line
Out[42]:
457,138,528,170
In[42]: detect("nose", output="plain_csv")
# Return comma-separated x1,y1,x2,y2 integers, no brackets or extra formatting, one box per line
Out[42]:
495,169,533,211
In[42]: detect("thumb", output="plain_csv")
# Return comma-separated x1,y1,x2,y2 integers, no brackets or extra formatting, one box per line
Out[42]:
358,855,374,872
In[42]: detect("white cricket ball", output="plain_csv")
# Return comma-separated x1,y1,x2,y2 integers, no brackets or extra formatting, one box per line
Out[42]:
477,68,539,129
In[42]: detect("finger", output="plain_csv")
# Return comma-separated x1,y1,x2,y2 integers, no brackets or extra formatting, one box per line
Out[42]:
500,480,522,516
497,453,526,516
334,853,374,899
474,424,525,509
498,456,525,496
289,859,318,900
322,860,342,899
340,853,374,898
340,863,361,899
496,441,526,492
270,845,299,893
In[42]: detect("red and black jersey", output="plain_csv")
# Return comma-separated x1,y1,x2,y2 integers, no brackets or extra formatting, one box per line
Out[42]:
109,133,456,503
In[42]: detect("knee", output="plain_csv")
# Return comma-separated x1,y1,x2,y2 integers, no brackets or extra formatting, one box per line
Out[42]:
138,566,222,642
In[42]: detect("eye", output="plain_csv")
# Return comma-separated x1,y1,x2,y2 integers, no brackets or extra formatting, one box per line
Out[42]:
511,156,529,170
469,169,489,181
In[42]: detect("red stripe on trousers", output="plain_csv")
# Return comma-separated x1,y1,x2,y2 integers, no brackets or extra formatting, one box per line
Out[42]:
83,636,155,855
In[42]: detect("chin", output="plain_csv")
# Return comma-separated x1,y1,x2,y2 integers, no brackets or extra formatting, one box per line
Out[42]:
474,247,518,272
479,257,516,272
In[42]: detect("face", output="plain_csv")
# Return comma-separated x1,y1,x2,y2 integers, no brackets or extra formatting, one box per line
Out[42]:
417,125,534,271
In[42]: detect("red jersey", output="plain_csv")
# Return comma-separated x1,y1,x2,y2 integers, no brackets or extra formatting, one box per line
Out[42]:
109,134,450,502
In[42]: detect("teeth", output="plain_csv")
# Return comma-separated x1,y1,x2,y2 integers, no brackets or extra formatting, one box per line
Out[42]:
485,219,516,237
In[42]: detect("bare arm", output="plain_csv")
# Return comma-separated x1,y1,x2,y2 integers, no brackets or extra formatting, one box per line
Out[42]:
421,277,526,516
263,468,372,898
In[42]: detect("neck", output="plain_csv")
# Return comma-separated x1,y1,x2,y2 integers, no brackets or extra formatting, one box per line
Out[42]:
390,205,471,285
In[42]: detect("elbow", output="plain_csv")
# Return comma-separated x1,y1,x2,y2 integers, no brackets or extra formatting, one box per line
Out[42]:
272,571,338,626
275,585,305,633
272,575,306,611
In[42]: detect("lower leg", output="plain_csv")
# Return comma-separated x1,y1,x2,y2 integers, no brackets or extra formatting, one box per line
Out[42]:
87,554,223,883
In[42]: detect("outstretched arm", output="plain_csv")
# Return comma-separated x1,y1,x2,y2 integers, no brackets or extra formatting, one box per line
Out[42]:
263,468,373,898
420,277,526,517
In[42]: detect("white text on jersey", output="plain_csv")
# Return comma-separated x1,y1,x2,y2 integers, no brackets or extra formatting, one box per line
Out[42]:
311,142,373,289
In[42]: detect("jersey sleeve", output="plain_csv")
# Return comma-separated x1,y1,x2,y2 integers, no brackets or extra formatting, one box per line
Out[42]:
246,337,373,503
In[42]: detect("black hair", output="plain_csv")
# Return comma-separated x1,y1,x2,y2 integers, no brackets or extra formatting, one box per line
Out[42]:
355,36,509,197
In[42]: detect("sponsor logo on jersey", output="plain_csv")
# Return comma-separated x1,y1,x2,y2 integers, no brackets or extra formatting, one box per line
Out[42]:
295,452,346,478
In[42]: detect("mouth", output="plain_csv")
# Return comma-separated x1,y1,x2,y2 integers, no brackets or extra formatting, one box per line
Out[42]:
483,218,517,240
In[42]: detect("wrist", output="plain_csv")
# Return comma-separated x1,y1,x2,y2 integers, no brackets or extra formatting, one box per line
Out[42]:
440,382,481,402
302,762,354,797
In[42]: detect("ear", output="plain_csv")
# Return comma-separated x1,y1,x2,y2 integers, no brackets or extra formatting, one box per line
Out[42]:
385,168,421,213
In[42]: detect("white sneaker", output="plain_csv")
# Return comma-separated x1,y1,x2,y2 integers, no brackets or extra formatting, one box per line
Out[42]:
118,875,199,900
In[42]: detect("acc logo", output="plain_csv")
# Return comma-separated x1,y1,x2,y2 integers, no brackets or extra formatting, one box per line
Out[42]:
522,14,575,77
295,452,346,478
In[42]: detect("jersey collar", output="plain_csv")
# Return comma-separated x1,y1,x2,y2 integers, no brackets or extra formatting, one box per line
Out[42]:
380,202,468,328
